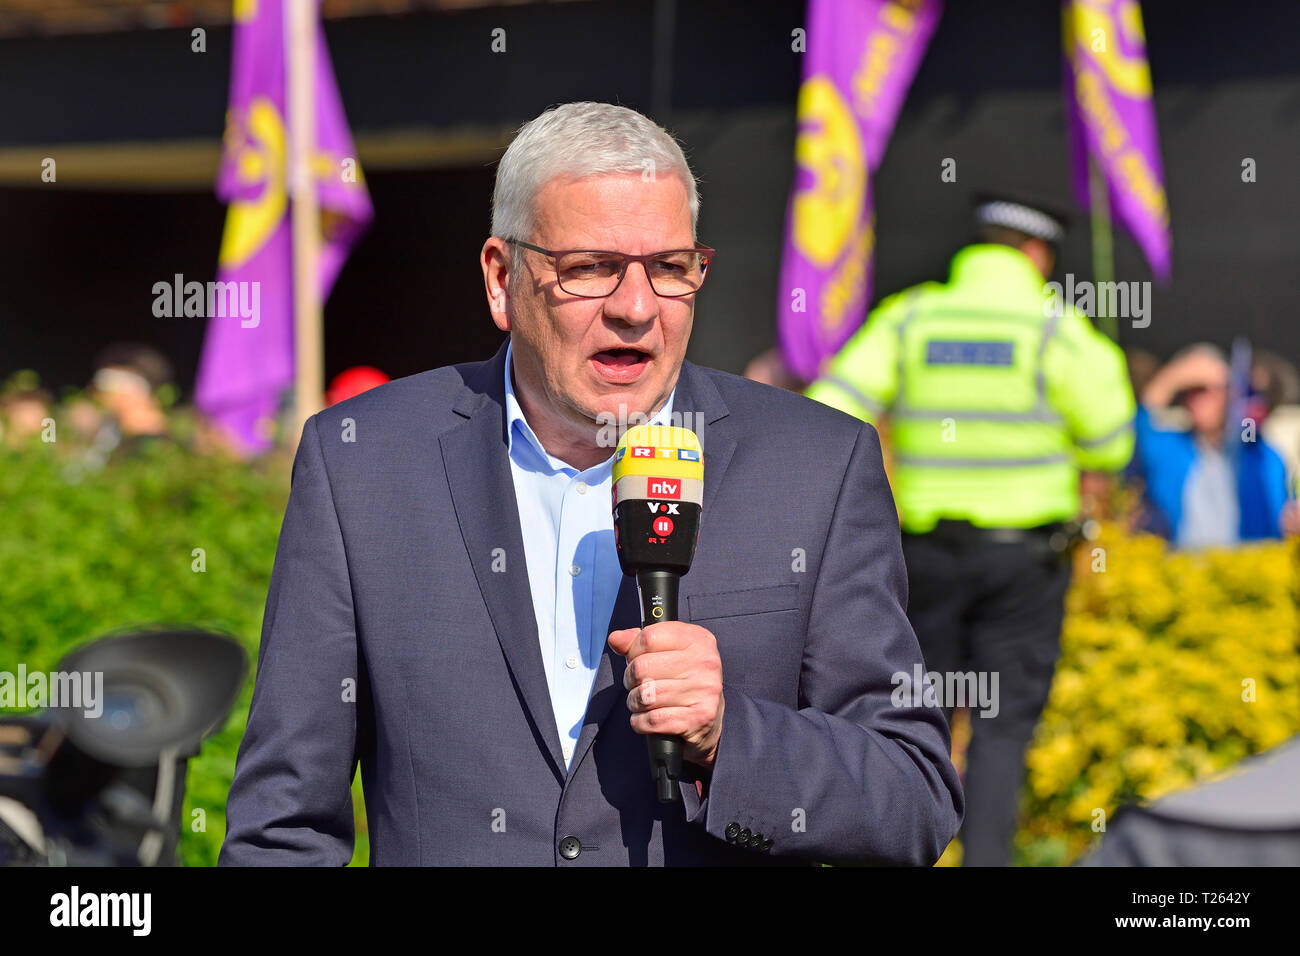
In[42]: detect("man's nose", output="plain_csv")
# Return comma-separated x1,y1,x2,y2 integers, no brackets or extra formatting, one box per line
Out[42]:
602,260,659,325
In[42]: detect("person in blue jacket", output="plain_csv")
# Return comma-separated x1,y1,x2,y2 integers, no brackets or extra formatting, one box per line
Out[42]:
1135,344,1299,548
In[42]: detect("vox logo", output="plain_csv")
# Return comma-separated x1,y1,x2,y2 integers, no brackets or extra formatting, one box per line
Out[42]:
647,478,680,498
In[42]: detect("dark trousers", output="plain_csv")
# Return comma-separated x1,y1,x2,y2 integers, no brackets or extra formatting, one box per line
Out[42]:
901,529,1072,866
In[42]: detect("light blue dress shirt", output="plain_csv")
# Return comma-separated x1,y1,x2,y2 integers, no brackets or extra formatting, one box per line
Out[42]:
503,341,675,770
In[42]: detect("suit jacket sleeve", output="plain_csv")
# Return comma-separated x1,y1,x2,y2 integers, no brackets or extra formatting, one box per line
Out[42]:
219,414,359,866
695,421,964,865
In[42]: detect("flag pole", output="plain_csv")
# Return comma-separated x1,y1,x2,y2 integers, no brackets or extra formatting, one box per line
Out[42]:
287,0,323,450
1088,153,1118,342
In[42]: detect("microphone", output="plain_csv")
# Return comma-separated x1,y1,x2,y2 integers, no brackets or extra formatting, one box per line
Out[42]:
611,422,704,804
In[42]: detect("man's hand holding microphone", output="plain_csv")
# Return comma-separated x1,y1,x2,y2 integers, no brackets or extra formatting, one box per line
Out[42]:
609,423,723,798
608,621,725,769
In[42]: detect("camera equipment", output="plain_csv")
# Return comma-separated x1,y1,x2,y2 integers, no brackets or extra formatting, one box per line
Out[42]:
0,628,246,866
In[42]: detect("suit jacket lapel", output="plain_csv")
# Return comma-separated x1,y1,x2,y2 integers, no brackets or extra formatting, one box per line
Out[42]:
439,341,568,779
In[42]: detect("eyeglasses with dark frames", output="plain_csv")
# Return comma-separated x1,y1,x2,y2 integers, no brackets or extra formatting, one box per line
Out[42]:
505,238,716,298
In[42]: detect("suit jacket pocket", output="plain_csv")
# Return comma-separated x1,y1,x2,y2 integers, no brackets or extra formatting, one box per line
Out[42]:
687,583,800,622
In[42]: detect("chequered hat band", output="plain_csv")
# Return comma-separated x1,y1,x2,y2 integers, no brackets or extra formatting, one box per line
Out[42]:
975,201,1065,243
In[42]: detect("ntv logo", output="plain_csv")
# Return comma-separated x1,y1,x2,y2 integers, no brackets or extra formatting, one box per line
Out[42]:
647,478,680,498
1043,273,1151,329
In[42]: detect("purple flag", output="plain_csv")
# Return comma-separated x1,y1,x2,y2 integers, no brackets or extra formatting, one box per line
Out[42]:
195,0,373,454
1062,0,1171,280
777,0,942,383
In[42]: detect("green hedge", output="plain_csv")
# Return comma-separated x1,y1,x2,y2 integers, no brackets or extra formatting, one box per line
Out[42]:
0,428,368,866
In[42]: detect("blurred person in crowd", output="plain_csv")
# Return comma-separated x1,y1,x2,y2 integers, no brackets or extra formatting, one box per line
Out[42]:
1125,347,1161,399
61,394,108,445
1253,349,1300,487
741,347,805,393
0,386,54,447
1123,346,1170,536
1135,343,1298,547
805,192,1135,866
87,343,175,459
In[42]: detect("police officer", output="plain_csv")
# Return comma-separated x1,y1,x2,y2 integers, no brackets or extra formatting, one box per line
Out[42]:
805,194,1135,866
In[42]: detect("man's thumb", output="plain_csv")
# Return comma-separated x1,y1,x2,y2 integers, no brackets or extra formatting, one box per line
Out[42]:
607,628,640,654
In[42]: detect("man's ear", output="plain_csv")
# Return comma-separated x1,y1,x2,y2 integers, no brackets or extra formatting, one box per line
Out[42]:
481,238,513,332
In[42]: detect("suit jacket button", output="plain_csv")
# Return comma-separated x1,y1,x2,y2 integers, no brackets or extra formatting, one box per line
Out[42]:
559,836,582,860
761,838,773,852
749,831,765,848
738,828,752,846
725,822,740,842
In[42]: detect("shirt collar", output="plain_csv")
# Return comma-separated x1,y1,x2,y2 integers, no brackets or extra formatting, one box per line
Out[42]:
503,339,676,477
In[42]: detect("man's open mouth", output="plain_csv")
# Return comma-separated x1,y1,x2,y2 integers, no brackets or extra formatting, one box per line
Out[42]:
591,347,650,367
590,347,652,382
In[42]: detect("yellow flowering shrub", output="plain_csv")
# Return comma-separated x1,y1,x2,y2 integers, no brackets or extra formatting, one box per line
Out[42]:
1014,526,1300,866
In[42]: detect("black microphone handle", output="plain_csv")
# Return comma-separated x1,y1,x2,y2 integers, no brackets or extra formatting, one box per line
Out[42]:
635,568,684,804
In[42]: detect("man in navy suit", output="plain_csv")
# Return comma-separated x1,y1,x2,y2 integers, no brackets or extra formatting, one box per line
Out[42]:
220,101,962,866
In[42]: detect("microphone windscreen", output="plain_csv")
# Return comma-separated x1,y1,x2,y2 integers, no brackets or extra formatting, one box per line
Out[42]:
611,424,704,577
612,424,703,506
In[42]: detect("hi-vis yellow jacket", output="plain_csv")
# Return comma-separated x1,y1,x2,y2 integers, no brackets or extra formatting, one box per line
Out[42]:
805,244,1135,533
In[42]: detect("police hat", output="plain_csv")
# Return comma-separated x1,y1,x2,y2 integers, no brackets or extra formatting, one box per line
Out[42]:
973,191,1071,244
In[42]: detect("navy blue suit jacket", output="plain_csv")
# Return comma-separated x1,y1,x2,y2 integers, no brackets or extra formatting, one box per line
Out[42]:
219,341,963,865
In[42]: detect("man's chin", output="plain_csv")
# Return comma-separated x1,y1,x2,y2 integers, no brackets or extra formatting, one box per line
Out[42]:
586,386,668,423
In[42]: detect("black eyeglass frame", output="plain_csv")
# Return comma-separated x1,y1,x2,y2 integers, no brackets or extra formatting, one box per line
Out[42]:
504,238,716,298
